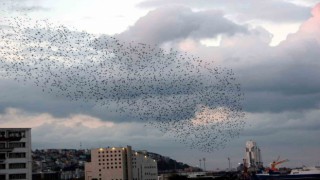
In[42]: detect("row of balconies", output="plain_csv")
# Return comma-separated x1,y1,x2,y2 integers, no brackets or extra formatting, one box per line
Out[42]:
0,148,14,153
0,131,26,141
0,137,23,142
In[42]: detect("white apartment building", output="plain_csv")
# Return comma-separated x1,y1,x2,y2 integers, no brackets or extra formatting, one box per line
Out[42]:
0,128,32,180
245,140,263,168
85,146,157,180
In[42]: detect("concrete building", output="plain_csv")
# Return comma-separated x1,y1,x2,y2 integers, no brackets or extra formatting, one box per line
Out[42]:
0,128,32,180
245,140,263,169
85,146,157,180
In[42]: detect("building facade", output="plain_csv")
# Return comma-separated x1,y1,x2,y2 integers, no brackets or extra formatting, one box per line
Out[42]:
245,140,263,169
0,128,32,180
85,146,157,180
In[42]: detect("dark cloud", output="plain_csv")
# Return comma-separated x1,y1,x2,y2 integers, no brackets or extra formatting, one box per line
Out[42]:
243,110,320,136
118,6,247,44
138,0,311,23
243,91,320,113
155,3,320,113
236,11,320,112
221,51,320,113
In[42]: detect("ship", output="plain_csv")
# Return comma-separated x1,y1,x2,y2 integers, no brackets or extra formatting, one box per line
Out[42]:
256,166,320,180
255,156,320,180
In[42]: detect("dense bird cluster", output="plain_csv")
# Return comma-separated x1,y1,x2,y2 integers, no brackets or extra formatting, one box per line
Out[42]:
0,17,245,152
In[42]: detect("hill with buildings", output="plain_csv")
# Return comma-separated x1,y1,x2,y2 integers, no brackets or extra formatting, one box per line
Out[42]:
32,148,197,178
138,151,195,172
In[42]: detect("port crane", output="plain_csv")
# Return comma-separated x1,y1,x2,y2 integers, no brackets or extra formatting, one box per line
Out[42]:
270,156,289,171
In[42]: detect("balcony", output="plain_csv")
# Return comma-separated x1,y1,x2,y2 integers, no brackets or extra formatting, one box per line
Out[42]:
0,137,23,142
0,148,14,152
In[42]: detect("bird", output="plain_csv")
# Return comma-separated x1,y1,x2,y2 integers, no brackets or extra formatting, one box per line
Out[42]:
0,16,245,152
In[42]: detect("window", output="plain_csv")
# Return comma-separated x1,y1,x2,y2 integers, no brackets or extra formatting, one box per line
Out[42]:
9,163,26,169
8,142,26,148
9,174,26,179
0,153,5,160
8,131,25,138
0,143,5,148
8,153,25,158
0,164,5,169
0,131,6,138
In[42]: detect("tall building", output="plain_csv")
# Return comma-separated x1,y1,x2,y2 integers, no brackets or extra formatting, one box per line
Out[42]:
85,146,158,180
245,140,263,168
0,128,32,180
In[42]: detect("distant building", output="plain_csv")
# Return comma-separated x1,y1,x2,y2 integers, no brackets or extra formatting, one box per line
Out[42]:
85,145,158,180
245,140,263,169
0,128,32,180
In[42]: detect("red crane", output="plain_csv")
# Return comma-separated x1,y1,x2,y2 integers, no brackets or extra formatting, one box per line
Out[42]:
270,156,289,171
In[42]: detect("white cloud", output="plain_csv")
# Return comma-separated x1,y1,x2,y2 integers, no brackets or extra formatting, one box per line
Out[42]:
0,107,168,149
0,108,114,129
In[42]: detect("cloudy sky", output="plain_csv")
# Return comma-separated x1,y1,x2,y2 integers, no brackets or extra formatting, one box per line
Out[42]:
1,0,320,170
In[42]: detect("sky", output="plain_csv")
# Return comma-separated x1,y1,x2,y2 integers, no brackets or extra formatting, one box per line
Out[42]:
1,0,320,170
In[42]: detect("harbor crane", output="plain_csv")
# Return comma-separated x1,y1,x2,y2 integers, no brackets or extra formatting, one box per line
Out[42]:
270,156,289,171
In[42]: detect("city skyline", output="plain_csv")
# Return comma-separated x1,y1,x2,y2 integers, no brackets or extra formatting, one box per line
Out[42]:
1,0,320,170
